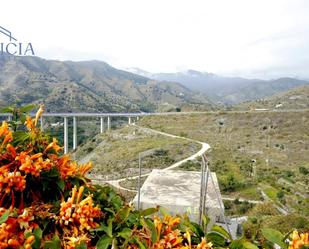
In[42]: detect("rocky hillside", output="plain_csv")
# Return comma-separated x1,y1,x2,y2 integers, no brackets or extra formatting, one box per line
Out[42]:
235,85,309,110
0,54,212,112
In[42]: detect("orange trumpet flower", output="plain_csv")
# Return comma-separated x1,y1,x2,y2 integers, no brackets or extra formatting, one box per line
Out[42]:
25,116,35,131
44,138,62,153
34,105,44,127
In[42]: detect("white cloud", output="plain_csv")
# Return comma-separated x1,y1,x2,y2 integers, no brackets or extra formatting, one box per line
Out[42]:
1,0,308,79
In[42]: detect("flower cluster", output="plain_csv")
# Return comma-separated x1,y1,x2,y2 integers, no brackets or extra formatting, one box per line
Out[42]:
288,230,309,249
153,216,212,249
0,169,26,194
0,208,36,249
53,155,93,180
57,186,102,230
16,152,52,177
0,106,97,248
0,121,12,148
55,186,102,248
63,234,91,249
0,106,93,209
130,215,213,249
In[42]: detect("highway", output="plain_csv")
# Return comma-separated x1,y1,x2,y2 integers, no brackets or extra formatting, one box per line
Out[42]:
0,109,308,118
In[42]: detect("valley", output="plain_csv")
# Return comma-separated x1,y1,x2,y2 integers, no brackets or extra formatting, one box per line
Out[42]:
66,106,309,232
1,54,308,234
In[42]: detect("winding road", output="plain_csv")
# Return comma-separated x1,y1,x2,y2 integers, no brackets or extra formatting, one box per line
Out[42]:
97,124,211,192
91,125,271,206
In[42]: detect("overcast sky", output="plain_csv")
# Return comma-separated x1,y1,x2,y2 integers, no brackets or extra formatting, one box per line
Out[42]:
1,0,309,79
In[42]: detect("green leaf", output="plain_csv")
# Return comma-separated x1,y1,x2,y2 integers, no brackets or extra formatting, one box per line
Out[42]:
202,215,210,230
0,106,14,113
20,104,36,113
133,237,147,249
139,207,158,217
0,210,10,224
118,228,132,240
96,236,112,249
211,224,232,240
44,235,61,249
12,131,30,145
104,208,116,215
98,218,113,238
76,242,87,249
127,212,140,226
261,228,287,249
32,227,43,249
117,206,131,223
145,218,158,243
242,241,259,249
230,239,244,249
56,179,65,191
181,221,204,238
206,231,226,247
110,195,123,211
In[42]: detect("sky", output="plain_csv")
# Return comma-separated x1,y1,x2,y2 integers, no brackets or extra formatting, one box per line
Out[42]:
1,0,309,79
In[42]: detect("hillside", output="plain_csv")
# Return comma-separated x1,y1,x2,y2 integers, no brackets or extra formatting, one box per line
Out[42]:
235,85,309,110
127,68,309,104
74,125,199,181
0,54,213,112
139,111,309,216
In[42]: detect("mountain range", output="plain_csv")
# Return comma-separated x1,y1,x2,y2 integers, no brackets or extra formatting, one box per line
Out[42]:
0,53,308,113
127,68,309,104
0,54,212,113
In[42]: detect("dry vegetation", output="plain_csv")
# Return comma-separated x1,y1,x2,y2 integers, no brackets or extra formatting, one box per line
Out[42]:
139,111,309,217
74,125,200,180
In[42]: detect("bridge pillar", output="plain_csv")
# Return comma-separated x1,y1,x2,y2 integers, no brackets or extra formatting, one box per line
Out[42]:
100,117,104,133
107,116,111,130
73,117,77,150
64,117,68,154
128,117,131,125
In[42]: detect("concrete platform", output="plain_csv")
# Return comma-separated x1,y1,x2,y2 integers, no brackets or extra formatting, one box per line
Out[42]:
133,169,224,224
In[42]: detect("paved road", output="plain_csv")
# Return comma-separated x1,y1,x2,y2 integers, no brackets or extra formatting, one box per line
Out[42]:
222,196,263,204
259,188,289,215
98,124,210,192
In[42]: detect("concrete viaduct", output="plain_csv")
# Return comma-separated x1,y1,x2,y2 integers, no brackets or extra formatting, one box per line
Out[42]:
0,112,152,154
1,109,307,154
